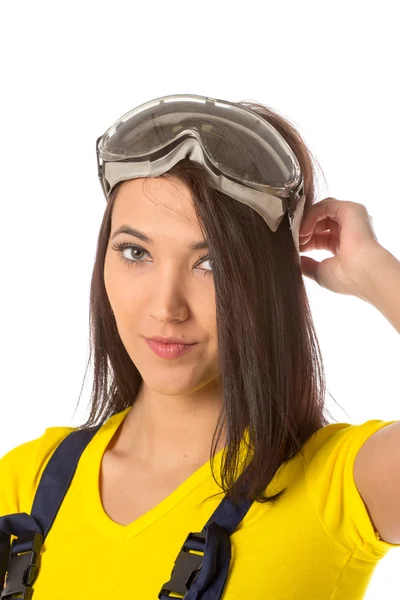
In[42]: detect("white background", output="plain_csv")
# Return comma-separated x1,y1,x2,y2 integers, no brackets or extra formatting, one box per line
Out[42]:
1,0,399,596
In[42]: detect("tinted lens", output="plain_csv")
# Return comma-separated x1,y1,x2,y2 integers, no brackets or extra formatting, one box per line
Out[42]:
98,96,296,187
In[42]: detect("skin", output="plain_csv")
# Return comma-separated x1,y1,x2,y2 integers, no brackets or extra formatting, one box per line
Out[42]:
103,176,226,473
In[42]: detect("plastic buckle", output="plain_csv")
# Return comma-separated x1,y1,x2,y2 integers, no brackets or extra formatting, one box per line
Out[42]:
285,196,295,229
158,531,206,598
1,532,43,600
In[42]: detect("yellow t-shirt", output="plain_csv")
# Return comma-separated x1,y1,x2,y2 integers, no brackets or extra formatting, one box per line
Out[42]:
1,407,399,599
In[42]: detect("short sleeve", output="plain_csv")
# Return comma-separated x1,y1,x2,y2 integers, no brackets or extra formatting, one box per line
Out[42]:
0,426,74,520
0,437,42,518
303,419,400,560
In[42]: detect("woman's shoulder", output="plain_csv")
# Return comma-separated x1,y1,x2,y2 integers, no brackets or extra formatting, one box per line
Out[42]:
0,424,76,466
0,424,76,516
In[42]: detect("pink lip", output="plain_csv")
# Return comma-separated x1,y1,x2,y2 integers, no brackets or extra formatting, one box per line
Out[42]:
145,338,197,359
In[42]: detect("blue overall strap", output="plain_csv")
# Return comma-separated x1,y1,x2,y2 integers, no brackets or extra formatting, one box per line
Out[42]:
0,425,101,599
159,490,254,600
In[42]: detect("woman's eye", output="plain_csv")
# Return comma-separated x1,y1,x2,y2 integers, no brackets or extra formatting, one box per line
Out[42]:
111,243,149,266
197,254,213,274
110,242,213,276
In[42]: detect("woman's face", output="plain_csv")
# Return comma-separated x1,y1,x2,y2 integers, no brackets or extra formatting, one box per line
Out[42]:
103,176,220,398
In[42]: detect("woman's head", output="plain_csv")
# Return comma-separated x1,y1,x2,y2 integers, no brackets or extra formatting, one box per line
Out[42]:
75,99,340,504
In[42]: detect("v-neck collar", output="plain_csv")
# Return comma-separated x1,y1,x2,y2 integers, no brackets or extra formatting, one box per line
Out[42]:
79,407,225,542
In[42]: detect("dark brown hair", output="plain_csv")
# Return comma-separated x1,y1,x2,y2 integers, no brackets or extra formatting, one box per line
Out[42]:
73,99,345,505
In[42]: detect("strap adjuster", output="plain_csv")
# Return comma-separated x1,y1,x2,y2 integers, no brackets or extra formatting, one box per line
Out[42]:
1,532,43,600
158,531,206,598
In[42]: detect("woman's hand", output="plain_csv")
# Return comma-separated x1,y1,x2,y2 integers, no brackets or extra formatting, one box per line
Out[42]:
299,198,383,298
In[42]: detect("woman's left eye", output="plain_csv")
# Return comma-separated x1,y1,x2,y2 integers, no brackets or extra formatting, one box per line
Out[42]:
110,242,213,276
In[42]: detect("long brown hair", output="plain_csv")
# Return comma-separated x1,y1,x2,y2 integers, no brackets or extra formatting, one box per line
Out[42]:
73,99,344,505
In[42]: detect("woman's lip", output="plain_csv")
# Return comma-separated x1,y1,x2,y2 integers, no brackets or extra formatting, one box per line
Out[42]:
144,338,197,359
146,337,196,344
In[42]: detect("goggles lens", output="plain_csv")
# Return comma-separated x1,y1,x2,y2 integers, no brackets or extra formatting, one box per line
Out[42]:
97,94,301,193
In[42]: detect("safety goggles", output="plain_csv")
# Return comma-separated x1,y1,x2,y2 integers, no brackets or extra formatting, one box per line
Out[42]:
96,94,306,254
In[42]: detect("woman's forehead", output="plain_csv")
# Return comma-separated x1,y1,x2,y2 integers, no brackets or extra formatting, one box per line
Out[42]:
111,177,202,236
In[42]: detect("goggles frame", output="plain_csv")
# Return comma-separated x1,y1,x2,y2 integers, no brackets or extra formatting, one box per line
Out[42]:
95,94,306,251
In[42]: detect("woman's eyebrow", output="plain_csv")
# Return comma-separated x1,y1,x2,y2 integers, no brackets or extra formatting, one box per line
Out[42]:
110,225,209,250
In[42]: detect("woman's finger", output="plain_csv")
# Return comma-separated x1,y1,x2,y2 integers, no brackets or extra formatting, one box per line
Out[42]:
300,198,349,236
299,231,340,255
299,217,340,243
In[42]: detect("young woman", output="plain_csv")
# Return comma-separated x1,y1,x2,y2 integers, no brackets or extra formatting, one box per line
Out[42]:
1,94,399,599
